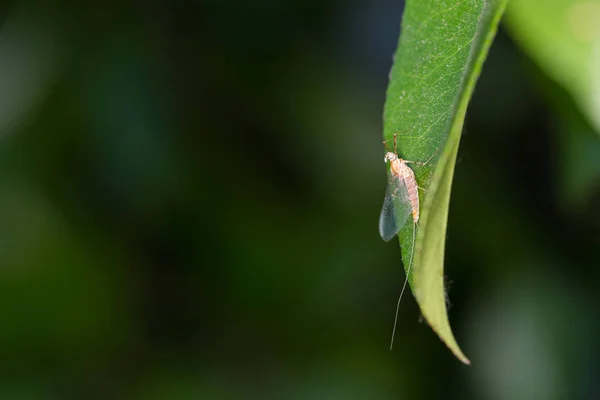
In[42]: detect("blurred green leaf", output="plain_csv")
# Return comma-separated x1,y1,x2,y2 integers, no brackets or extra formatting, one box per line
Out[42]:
383,0,508,364
505,0,600,134
536,71,600,209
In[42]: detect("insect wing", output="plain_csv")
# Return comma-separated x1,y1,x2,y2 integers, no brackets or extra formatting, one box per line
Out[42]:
379,173,411,241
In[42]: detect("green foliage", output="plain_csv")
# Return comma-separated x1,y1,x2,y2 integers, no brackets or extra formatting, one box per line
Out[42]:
383,0,508,364
506,0,600,134
506,0,600,209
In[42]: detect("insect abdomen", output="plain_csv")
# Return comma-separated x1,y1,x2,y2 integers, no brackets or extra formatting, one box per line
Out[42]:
403,168,419,223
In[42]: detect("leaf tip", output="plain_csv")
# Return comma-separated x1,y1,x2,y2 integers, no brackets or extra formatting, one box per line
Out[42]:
455,349,471,366
433,322,471,365
418,302,471,365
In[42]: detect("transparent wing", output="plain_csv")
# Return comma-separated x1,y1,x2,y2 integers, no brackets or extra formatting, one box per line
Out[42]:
379,173,412,242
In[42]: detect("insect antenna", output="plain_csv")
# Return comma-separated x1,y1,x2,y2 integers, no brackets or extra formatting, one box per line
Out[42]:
389,221,417,350
383,140,392,152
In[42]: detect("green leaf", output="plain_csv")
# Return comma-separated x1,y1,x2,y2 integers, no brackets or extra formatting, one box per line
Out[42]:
505,0,600,134
533,71,600,210
383,0,508,364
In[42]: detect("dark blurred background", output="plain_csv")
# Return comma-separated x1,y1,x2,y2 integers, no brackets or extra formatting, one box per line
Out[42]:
0,1,599,399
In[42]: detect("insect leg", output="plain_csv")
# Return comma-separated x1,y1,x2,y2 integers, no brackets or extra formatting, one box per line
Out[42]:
405,148,440,166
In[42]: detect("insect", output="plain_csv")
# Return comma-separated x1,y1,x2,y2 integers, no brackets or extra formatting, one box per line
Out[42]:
379,133,425,241
379,133,432,349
